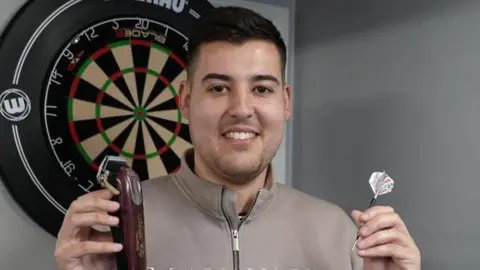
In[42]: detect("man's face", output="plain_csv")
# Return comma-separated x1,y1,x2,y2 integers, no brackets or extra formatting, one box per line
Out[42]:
179,40,291,184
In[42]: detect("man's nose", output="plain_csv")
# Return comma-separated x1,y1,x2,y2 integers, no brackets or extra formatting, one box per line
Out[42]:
227,88,253,119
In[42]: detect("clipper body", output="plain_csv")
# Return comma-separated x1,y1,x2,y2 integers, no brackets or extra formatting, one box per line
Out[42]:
96,155,146,270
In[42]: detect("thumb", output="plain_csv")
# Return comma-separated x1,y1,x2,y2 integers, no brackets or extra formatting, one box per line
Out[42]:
351,209,363,227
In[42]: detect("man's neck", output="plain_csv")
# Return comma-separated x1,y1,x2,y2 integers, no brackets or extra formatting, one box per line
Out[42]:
193,154,268,214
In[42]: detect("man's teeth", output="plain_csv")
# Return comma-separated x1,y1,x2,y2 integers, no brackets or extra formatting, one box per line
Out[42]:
224,132,256,140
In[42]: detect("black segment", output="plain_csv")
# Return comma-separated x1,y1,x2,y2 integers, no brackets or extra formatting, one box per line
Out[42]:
143,75,167,107
90,49,138,107
112,74,138,108
161,56,185,82
90,119,137,167
131,121,149,180
73,78,132,111
143,56,184,109
148,97,178,112
131,43,150,105
144,120,181,172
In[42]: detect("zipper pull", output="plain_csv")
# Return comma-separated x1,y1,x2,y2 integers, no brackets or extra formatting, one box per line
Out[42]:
232,229,239,251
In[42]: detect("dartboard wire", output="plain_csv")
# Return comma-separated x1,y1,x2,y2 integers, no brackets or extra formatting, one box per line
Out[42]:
143,117,184,175
68,98,133,122
141,43,170,107
144,116,191,160
75,48,136,110
76,43,190,167
12,125,67,214
109,40,142,107
141,118,168,178
72,116,137,168
148,109,189,125
122,120,140,169
142,44,187,110
44,17,190,174
13,0,81,84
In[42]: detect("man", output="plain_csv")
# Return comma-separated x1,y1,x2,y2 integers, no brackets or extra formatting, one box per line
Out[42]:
54,6,421,270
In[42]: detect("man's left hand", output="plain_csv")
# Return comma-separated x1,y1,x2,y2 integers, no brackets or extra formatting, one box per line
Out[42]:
351,206,421,270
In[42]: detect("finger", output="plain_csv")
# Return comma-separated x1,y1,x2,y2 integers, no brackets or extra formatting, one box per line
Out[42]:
358,212,409,238
351,210,363,227
356,228,412,250
69,196,120,214
58,241,123,259
356,242,413,260
79,189,117,202
351,205,395,228
360,205,395,222
57,192,120,239
71,212,119,228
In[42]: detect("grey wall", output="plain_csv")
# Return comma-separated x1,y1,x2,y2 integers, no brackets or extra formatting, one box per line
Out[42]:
292,0,480,269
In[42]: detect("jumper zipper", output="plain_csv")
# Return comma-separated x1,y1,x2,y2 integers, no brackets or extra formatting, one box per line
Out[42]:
221,186,260,270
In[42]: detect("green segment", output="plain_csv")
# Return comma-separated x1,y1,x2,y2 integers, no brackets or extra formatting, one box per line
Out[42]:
152,42,170,54
109,40,130,48
133,107,147,121
68,42,184,162
76,57,93,77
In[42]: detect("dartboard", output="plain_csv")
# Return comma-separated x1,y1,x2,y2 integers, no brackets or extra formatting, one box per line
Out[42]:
0,0,213,237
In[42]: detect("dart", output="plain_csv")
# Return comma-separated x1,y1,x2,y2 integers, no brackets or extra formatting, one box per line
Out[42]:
352,171,395,251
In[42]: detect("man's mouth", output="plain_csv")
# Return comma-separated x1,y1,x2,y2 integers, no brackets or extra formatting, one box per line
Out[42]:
223,131,257,140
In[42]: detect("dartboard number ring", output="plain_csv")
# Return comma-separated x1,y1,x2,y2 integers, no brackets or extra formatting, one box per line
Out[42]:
0,0,213,237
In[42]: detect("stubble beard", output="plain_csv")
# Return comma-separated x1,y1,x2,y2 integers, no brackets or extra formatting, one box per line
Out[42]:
212,150,275,186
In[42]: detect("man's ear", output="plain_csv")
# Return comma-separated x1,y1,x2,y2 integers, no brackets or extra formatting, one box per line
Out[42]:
283,83,292,120
178,80,191,119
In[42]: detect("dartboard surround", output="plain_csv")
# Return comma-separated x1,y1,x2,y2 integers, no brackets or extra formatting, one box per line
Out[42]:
0,0,213,237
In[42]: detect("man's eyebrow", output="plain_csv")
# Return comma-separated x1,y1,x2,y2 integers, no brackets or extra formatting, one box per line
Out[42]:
201,73,232,83
251,74,280,85
201,73,280,85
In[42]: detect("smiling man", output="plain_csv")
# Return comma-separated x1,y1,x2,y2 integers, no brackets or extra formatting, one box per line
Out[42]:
54,6,421,270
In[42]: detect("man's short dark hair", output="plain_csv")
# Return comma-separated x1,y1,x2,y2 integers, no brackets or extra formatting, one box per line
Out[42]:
186,6,287,81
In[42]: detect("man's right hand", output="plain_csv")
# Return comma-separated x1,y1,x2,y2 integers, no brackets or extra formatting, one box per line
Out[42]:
55,189,123,270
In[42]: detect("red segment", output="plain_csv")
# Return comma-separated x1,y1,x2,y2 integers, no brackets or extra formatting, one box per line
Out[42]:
95,116,122,157
110,71,123,81
158,145,169,155
69,76,81,99
95,118,105,134
169,52,186,68
96,91,105,105
131,40,151,47
174,122,181,136
68,121,80,145
109,144,122,155
159,75,169,85
135,67,148,73
134,154,146,160
90,45,110,60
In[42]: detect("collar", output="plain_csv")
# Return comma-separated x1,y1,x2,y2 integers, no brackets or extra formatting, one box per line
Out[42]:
173,148,277,227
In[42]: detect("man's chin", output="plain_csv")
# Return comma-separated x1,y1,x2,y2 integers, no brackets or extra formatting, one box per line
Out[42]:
216,158,265,178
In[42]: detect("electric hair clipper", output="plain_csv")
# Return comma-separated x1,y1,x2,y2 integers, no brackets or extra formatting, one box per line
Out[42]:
96,155,147,270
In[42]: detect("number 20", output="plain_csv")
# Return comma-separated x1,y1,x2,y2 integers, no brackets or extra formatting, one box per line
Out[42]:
135,19,149,30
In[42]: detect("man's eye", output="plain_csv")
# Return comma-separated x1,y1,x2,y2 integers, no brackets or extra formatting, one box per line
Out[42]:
254,86,271,94
210,85,227,92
